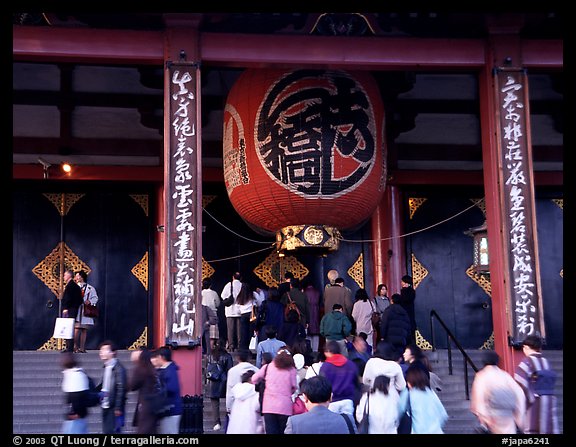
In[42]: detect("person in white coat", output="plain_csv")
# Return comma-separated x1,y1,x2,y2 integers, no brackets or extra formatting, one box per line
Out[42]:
355,374,399,434
74,270,99,353
226,370,264,434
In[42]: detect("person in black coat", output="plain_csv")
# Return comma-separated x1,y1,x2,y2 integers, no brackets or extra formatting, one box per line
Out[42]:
397,275,416,345
379,293,412,360
60,269,84,352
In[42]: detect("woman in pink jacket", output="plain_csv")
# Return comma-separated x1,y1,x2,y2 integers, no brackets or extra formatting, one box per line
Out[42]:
251,347,297,434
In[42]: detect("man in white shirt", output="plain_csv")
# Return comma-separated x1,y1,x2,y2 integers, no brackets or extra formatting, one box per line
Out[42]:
221,272,242,351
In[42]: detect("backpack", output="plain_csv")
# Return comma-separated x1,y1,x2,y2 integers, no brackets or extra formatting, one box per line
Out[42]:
206,357,224,382
85,375,101,408
530,368,557,396
148,373,172,417
284,293,301,322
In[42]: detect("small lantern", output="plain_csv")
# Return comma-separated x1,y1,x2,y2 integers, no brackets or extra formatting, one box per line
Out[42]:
465,220,489,275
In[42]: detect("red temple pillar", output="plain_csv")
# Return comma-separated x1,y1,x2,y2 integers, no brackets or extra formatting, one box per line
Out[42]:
162,14,204,396
480,16,545,374
371,185,406,296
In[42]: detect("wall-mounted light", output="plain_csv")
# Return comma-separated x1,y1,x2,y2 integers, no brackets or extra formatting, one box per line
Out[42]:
464,220,489,275
61,162,72,175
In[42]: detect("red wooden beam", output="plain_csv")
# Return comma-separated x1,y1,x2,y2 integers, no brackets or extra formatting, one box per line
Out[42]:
521,39,563,68
12,164,224,182
12,26,164,64
388,170,562,186
200,33,486,69
14,26,562,70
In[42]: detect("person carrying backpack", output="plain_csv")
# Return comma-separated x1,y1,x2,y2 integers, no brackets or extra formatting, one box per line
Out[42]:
514,335,560,434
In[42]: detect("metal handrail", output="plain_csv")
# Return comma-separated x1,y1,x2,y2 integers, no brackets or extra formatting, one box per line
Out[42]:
429,309,479,400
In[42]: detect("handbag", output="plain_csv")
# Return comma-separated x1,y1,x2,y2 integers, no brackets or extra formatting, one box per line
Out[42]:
205,356,224,382
83,301,99,318
292,394,308,415
249,334,257,351
53,317,75,339
397,392,412,434
255,364,268,414
357,392,370,434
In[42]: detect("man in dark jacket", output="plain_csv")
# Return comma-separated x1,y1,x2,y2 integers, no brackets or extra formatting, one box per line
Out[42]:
60,269,83,352
397,275,416,345
152,346,184,434
379,293,412,360
98,340,128,433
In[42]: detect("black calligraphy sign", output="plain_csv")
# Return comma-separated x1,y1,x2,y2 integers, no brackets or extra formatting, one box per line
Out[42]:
257,70,377,197
496,68,545,344
166,63,201,345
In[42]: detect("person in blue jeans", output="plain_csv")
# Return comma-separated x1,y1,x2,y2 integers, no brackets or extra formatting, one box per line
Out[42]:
97,340,127,433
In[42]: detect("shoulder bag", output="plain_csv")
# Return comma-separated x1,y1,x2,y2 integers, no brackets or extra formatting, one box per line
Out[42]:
357,392,370,434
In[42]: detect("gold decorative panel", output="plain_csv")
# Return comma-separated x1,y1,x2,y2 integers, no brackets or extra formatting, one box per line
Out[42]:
470,197,486,216
32,242,91,297
552,199,563,210
411,253,428,290
44,193,84,216
202,257,215,280
128,327,148,350
408,197,427,219
347,253,364,288
254,251,309,288
202,195,217,208
465,265,491,296
38,337,62,351
130,194,149,216
416,330,433,350
479,332,495,350
131,252,149,291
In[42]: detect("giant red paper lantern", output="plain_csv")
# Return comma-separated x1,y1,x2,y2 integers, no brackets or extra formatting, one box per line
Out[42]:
223,69,386,251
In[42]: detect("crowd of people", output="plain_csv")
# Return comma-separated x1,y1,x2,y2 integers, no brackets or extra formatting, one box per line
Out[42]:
58,268,560,435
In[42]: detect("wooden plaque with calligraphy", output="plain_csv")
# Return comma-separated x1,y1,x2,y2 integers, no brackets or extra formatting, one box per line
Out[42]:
495,68,545,345
165,62,202,345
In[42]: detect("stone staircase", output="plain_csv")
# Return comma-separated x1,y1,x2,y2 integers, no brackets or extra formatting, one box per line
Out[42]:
428,349,563,434
13,349,562,435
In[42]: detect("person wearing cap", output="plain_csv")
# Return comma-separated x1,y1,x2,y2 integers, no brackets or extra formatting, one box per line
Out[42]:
470,350,525,433
397,275,416,345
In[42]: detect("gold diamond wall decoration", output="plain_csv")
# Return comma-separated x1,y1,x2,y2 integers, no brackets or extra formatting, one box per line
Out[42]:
479,332,495,350
408,197,427,219
131,252,149,291
202,195,217,208
470,197,486,216
415,330,433,350
202,257,215,280
411,253,428,290
130,194,149,216
465,264,492,296
32,242,91,297
43,193,84,216
254,250,309,288
38,337,61,351
552,199,563,210
127,327,148,350
348,253,364,288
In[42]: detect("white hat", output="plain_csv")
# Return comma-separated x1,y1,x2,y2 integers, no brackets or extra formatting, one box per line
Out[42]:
293,353,305,370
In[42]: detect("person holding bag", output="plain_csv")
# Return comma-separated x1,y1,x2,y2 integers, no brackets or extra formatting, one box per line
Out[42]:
59,269,83,353
74,270,99,353
397,365,447,433
355,375,399,434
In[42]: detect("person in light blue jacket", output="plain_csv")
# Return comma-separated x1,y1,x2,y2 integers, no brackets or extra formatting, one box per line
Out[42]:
398,365,448,434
